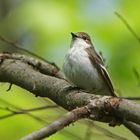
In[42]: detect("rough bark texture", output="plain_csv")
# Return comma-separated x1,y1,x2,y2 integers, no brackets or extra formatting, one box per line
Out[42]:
0,53,140,139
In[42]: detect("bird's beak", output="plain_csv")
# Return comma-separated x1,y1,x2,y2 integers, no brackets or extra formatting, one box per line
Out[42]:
71,32,78,38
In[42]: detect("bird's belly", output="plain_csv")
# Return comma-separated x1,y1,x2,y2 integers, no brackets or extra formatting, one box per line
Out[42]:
63,49,104,92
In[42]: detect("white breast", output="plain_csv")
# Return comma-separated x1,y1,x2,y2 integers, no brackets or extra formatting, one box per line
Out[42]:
63,46,106,93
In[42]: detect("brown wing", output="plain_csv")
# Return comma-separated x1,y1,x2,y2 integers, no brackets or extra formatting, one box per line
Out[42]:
85,47,115,96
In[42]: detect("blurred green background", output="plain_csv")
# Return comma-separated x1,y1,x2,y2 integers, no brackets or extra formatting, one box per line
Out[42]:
0,0,140,140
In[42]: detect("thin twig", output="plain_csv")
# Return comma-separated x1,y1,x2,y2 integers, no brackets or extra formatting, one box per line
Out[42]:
20,105,90,140
0,35,59,69
124,120,140,138
6,83,13,91
133,67,140,86
0,112,47,123
115,11,140,43
0,105,58,116
122,97,140,100
0,98,58,123
92,122,129,140
84,120,129,140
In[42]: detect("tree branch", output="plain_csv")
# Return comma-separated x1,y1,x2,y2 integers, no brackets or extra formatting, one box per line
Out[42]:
115,12,140,43
91,122,129,140
0,52,64,78
20,105,90,140
0,35,60,69
124,121,140,138
0,105,58,120
0,53,140,138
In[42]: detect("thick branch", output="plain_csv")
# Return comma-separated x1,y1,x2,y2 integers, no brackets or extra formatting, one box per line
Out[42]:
0,58,139,121
0,53,64,78
0,54,140,138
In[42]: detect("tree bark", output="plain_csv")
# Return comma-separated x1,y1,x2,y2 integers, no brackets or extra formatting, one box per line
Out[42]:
0,53,140,139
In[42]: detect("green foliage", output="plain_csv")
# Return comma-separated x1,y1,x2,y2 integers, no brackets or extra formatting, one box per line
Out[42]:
0,0,140,139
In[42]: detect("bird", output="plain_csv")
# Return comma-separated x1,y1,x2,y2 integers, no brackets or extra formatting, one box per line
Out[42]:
63,32,116,96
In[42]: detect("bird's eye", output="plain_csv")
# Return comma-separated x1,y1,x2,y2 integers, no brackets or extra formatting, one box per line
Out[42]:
82,36,87,40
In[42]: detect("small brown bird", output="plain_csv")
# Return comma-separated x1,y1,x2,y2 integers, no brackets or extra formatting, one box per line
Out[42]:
63,32,115,96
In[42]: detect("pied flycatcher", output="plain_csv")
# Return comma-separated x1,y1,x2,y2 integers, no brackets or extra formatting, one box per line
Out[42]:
63,32,115,96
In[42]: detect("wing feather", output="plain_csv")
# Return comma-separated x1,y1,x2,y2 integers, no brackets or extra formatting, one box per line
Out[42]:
85,47,115,96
